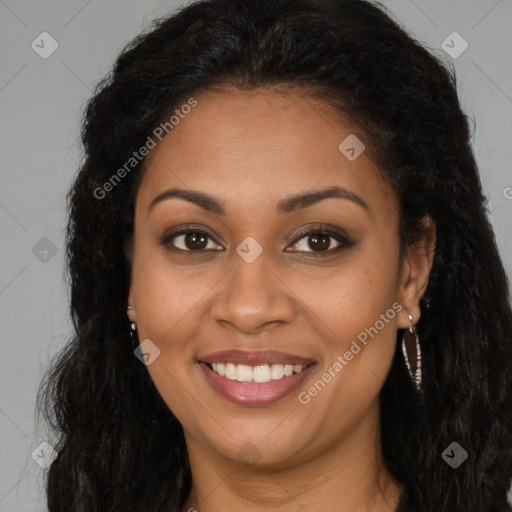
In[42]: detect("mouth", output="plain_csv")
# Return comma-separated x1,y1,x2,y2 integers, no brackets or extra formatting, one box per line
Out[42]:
203,361,314,383
197,350,316,406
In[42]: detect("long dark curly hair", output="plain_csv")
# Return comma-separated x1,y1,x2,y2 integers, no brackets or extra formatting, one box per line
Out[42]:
36,0,512,510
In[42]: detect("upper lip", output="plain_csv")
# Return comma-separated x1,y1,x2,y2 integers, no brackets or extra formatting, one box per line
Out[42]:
198,349,315,366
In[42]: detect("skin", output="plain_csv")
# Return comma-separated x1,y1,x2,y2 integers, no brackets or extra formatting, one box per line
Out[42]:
126,86,435,512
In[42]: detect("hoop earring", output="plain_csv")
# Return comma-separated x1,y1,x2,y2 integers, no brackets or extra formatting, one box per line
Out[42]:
401,313,422,391
127,306,138,351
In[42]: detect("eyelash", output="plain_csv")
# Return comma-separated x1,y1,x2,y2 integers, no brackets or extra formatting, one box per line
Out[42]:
160,224,354,255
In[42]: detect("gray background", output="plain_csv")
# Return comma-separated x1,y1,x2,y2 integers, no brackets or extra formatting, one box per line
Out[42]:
1,0,511,510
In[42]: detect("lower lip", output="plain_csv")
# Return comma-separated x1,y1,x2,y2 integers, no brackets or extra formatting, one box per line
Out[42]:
199,362,315,406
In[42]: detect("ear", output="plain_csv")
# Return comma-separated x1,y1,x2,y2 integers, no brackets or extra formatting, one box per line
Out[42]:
125,237,136,322
127,287,136,322
397,215,436,329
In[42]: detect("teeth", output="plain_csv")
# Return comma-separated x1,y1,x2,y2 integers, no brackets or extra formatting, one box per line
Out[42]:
236,364,253,382
270,364,284,380
283,364,294,376
225,363,236,380
208,362,308,383
254,364,271,383
216,362,225,376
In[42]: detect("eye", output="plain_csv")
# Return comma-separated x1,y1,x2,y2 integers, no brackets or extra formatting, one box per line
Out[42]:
162,228,223,252
287,226,353,253
161,225,353,254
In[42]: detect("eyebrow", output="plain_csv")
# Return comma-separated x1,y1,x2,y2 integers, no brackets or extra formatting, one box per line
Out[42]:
147,185,368,215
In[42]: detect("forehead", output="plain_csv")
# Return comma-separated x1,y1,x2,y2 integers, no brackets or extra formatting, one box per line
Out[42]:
136,87,395,216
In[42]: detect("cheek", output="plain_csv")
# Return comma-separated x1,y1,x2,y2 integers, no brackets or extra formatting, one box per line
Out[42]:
134,270,212,346
131,248,212,419
130,240,209,356
290,237,401,403
292,237,400,336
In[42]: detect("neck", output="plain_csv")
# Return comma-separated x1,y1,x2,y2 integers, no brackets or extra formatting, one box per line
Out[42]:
181,400,403,512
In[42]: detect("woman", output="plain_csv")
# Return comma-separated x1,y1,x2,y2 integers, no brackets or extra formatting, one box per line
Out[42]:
37,0,512,510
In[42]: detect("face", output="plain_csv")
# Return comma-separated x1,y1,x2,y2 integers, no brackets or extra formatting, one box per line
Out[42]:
127,87,430,469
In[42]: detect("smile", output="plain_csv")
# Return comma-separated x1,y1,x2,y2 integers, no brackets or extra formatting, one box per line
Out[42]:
207,362,311,383
198,349,316,406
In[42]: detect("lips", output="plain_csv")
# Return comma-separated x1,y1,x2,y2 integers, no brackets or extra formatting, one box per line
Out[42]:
197,349,316,405
198,349,315,366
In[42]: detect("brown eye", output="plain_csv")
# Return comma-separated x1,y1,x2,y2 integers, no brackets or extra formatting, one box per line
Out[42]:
286,225,354,254
163,229,223,252
307,234,331,251
184,232,208,250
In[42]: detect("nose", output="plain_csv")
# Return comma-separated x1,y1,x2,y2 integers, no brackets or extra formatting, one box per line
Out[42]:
210,254,296,335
